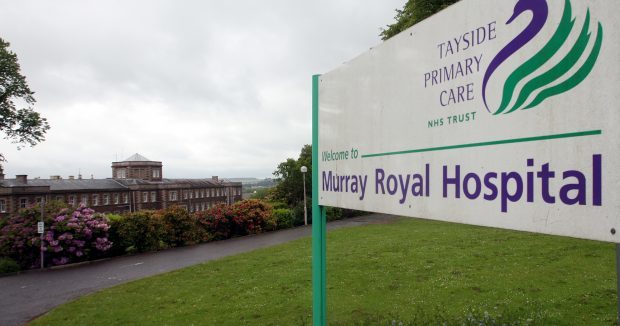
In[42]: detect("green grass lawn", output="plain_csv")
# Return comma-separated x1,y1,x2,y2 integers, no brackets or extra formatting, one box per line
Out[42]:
32,218,617,325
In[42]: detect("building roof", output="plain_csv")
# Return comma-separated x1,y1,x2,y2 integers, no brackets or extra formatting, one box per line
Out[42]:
114,178,240,187
1,178,241,191
123,153,152,162
0,179,127,191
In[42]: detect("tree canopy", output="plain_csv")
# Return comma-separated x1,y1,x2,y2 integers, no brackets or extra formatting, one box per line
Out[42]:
272,144,312,206
380,0,461,40
0,37,49,162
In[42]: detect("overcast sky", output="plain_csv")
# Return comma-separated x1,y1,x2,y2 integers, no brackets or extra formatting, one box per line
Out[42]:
0,0,402,179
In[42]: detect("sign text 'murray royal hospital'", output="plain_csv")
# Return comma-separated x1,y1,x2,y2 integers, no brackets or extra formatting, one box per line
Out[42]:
318,0,620,242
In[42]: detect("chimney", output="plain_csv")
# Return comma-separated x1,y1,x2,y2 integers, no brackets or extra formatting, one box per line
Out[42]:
78,174,82,180
16,175,27,183
68,175,75,180
91,174,94,179
50,175,61,180
212,176,218,182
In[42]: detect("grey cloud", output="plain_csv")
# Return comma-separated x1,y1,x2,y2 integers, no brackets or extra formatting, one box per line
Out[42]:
0,0,403,178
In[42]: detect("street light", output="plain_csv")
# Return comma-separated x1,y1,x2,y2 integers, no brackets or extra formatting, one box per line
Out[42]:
301,166,308,226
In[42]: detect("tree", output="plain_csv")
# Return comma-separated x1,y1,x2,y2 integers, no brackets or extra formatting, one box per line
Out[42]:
0,37,50,163
380,0,461,40
272,144,311,206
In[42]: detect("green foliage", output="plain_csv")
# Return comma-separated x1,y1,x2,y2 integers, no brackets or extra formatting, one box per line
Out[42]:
268,201,288,210
109,211,164,254
291,200,311,226
325,207,343,222
249,187,273,200
33,218,617,325
380,0,461,40
0,256,19,274
105,214,123,223
272,208,294,230
272,144,311,206
17,200,70,222
0,37,50,162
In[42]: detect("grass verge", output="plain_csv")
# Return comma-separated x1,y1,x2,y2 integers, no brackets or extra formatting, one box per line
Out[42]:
32,218,616,325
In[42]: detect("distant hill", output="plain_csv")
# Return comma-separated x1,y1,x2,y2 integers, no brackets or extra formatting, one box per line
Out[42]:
225,178,275,185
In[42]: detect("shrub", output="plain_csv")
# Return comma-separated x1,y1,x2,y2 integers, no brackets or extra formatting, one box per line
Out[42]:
42,205,113,265
0,209,44,268
109,211,164,254
292,201,311,226
0,257,20,274
326,207,344,221
105,214,123,223
159,206,199,247
0,205,112,268
199,204,234,240
342,208,367,218
269,201,289,210
272,208,294,229
232,199,275,235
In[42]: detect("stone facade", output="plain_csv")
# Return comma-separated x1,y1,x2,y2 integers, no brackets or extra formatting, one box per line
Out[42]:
0,154,242,217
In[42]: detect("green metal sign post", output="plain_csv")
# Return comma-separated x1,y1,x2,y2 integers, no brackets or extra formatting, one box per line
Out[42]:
312,74,327,326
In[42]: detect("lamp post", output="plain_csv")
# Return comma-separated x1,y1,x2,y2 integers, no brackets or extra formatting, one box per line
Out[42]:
301,166,308,225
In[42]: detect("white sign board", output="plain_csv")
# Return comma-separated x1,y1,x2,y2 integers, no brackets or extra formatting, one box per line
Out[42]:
37,221,44,234
318,0,620,242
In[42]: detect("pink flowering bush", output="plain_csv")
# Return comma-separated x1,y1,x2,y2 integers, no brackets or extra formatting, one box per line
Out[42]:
231,199,275,235
0,209,42,269
43,205,112,265
196,204,234,241
0,204,112,269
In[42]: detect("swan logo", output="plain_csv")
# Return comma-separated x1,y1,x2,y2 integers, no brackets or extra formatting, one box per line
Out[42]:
482,0,603,115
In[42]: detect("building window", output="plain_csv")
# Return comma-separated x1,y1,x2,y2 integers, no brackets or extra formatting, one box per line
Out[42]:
201,203,205,211
170,191,178,201
183,190,188,200
93,195,99,206
194,190,199,198
81,195,88,206
103,194,110,205
118,168,126,179
152,169,160,178
217,189,220,196
142,192,148,203
35,197,43,204
68,195,76,206
123,193,129,204
114,193,119,204
0,199,6,212
150,191,156,202
190,190,194,199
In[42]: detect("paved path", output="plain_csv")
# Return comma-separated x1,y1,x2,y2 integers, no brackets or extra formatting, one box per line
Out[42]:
0,214,398,325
